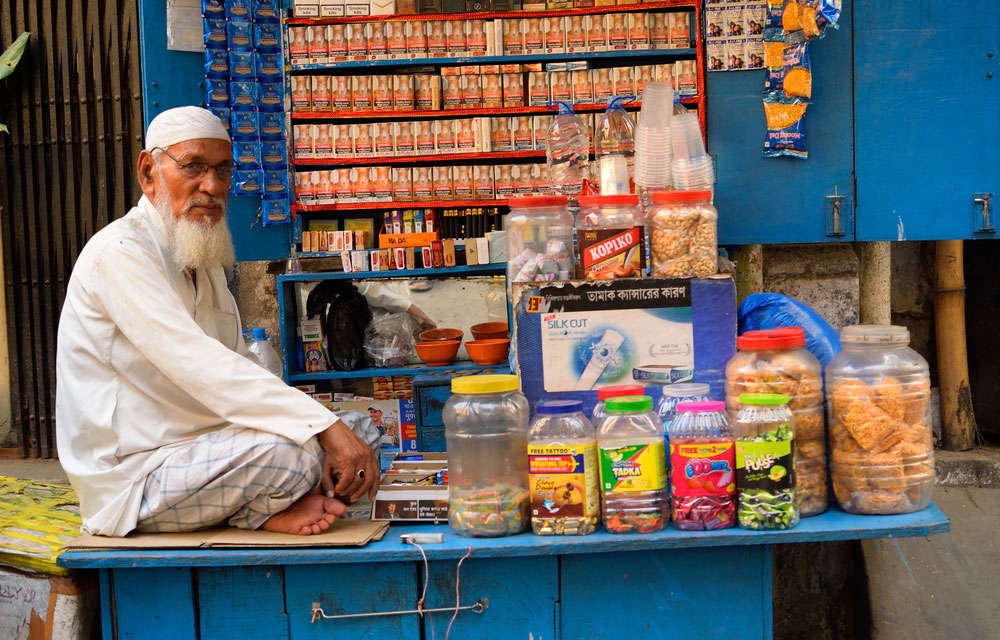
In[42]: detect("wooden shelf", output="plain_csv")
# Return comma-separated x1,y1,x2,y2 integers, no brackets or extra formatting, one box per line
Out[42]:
289,48,696,71
287,360,510,382
293,149,544,167
289,96,699,121
278,262,505,283
294,199,508,212
286,1,700,26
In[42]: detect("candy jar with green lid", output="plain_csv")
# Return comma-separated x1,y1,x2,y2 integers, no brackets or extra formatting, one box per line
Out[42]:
591,384,645,423
597,395,669,533
444,374,530,537
528,400,600,536
734,393,799,530
725,326,827,517
826,325,933,515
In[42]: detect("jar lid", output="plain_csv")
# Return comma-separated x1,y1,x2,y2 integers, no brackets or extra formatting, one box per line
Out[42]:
605,395,653,413
659,382,711,398
738,393,789,406
536,399,584,415
676,400,725,413
597,384,644,400
649,190,713,204
578,194,640,207
840,324,910,344
737,327,806,350
508,195,569,208
451,374,520,394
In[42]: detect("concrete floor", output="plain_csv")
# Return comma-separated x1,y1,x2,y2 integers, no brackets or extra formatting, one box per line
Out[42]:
0,456,69,484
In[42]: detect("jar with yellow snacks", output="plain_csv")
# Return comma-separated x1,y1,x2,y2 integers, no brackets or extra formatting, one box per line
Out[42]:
647,190,717,278
825,326,933,515
724,327,827,516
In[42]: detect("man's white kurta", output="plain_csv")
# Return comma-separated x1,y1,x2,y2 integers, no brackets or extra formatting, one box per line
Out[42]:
56,196,336,536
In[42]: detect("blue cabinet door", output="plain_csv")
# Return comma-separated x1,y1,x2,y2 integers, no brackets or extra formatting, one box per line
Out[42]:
707,1,855,245
854,2,1000,240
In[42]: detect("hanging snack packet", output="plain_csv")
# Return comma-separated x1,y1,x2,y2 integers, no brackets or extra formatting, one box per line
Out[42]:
229,51,255,78
256,80,283,111
764,0,785,40
230,81,256,110
225,0,251,18
234,140,261,167
259,111,285,140
208,106,230,132
252,0,280,22
206,78,230,107
254,22,281,51
202,0,225,16
261,140,288,167
203,18,227,48
233,168,263,195
205,48,229,79
256,53,282,79
262,196,290,226
763,100,807,159
231,110,260,140
782,41,811,100
782,0,804,35
803,0,841,39
262,168,289,197
227,19,253,51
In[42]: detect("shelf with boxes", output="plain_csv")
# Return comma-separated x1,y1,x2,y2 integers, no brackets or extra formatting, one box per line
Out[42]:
294,198,509,211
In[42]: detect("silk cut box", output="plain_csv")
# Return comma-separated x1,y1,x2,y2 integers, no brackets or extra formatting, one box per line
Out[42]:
512,276,736,418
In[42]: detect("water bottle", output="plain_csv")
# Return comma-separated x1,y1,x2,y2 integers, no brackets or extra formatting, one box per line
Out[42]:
544,101,589,197
247,328,283,377
595,96,635,196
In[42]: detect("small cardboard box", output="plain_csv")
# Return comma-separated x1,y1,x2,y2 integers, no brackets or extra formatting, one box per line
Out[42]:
371,452,449,522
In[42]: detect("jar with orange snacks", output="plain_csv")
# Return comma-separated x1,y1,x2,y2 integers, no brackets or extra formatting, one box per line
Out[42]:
825,325,933,515
725,327,827,516
647,190,717,278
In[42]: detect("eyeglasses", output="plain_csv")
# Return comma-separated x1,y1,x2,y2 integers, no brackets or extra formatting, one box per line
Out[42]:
153,147,235,181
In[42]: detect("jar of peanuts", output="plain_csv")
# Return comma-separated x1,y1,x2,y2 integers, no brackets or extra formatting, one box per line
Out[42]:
647,190,717,278
725,327,827,517
575,194,646,280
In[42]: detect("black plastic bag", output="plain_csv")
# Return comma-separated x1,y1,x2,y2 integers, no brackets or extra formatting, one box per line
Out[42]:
306,280,373,371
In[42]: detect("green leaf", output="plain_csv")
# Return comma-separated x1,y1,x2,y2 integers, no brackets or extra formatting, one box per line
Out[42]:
0,32,31,81
0,124,7,135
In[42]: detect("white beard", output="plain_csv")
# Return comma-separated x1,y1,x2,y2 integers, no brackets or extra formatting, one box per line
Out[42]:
154,174,235,272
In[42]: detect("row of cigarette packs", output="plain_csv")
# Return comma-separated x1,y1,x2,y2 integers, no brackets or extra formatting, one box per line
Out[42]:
289,62,696,111
294,164,551,202
305,241,493,272
292,111,653,159
288,12,693,64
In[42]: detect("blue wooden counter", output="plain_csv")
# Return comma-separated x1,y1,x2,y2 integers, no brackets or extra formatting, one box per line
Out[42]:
60,504,948,640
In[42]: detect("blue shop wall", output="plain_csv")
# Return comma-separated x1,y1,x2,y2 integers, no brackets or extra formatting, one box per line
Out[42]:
138,0,1000,260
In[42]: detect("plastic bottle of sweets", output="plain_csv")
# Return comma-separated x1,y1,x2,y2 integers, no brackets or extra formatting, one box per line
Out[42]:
597,395,669,534
668,401,736,530
528,400,600,536
247,328,283,377
590,384,645,423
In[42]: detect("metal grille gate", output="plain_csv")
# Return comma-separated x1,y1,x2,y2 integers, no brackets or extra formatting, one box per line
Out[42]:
0,0,143,457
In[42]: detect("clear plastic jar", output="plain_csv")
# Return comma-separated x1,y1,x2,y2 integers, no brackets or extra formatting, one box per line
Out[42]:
575,194,646,280
825,325,933,515
734,394,799,530
528,400,600,535
657,382,713,429
506,195,575,283
725,327,827,517
669,401,736,530
444,374,530,537
591,384,645,423
647,190,717,278
597,395,669,533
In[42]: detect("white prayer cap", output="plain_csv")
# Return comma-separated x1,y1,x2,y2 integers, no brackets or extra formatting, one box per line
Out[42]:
144,106,231,151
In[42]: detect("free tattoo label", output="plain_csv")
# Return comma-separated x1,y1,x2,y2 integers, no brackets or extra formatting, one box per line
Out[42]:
670,440,736,497
528,443,599,518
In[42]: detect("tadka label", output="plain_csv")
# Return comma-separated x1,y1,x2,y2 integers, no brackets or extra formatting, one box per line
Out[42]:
576,226,646,280
670,440,736,497
735,440,795,493
528,443,599,518
599,440,666,492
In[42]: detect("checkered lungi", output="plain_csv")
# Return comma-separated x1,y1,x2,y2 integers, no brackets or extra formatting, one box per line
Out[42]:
135,426,324,532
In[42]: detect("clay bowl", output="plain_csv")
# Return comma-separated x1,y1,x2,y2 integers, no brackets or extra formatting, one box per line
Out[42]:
419,327,464,343
465,338,511,366
415,339,461,367
470,321,510,341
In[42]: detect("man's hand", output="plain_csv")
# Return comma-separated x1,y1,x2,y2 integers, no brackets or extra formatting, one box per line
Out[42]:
407,303,437,329
318,420,379,503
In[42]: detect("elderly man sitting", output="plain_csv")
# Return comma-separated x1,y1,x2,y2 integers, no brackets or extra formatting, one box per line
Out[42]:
56,107,378,537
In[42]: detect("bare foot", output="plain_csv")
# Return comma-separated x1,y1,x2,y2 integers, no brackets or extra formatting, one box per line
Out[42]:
261,494,347,535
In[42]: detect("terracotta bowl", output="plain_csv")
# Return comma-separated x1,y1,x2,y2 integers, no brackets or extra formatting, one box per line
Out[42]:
470,321,510,341
419,327,464,343
414,339,461,367
465,338,511,366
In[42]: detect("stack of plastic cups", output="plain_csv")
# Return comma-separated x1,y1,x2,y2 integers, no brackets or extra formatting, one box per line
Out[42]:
671,102,714,191
634,82,673,208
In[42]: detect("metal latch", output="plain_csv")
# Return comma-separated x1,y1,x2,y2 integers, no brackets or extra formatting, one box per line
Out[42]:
973,192,994,233
825,191,846,237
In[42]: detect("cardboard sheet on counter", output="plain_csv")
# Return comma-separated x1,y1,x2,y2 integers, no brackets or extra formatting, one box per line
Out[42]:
65,519,389,550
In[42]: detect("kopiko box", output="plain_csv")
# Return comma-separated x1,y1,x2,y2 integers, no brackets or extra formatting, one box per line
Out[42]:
512,276,737,414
